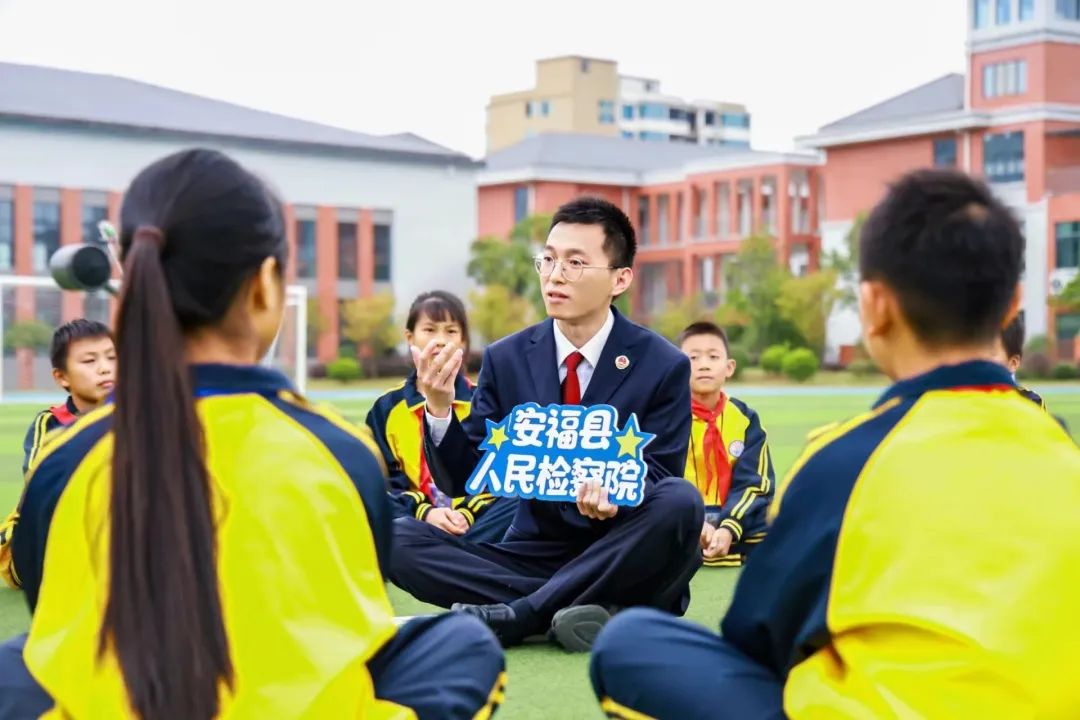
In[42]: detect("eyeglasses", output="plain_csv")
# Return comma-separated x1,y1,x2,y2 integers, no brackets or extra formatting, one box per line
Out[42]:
534,254,617,282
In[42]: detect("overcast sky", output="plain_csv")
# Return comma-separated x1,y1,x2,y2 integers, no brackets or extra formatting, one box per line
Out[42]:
0,0,968,159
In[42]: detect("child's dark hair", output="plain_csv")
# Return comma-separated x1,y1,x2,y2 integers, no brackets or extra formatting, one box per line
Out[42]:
50,319,112,370
107,148,286,720
1001,312,1025,359
406,290,470,349
550,197,637,269
677,321,730,354
859,169,1023,346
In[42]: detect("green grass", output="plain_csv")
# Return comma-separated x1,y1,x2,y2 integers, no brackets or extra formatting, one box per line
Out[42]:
1,387,1078,718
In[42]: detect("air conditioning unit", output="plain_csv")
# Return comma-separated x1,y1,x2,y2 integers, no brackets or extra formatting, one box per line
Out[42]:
1050,267,1079,296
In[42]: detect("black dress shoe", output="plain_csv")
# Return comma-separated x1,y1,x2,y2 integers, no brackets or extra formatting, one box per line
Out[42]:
549,604,614,652
451,603,523,647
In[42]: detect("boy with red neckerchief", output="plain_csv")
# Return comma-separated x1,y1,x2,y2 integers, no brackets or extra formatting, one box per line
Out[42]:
678,321,774,567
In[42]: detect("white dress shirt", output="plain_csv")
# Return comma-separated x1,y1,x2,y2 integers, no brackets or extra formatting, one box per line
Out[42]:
427,309,615,446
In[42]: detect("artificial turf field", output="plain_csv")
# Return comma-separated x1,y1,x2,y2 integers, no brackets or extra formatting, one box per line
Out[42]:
0,387,1077,719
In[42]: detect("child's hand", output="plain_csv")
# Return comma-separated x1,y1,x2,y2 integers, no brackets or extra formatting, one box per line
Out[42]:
426,508,468,536
700,521,716,550
704,527,734,559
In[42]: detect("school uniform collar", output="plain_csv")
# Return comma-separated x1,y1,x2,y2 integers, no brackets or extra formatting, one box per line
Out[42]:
874,360,1014,408
191,363,295,397
552,307,615,371
403,370,472,409
65,395,79,417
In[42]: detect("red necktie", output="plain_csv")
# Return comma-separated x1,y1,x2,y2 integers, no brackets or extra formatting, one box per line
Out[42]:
562,351,584,405
691,396,732,505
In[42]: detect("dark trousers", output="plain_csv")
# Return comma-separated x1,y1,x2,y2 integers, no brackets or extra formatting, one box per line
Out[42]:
462,496,517,544
0,614,505,720
390,477,704,624
590,608,785,720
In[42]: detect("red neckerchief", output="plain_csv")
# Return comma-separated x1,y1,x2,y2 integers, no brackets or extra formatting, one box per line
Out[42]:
691,394,732,504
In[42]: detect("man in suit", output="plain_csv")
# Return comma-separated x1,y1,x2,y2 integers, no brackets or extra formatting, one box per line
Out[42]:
390,197,704,652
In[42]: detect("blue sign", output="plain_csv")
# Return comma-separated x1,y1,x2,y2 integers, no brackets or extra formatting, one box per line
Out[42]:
464,403,656,508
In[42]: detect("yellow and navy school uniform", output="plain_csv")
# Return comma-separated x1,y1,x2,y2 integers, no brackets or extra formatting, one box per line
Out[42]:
1,397,81,590
685,394,774,566
591,361,1080,719
2,364,505,720
1017,383,1071,433
365,372,515,544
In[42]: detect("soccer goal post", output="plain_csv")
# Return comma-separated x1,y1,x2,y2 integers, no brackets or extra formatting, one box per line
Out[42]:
0,276,308,402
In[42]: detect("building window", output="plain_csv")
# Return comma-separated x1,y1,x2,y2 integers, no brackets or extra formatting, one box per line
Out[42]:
337,221,357,279
720,113,750,128
598,100,615,124
984,131,1025,182
1057,0,1080,19
540,100,550,117
621,130,634,139
933,138,958,168
996,0,1010,23
717,182,730,236
983,60,1027,98
638,196,650,246
81,201,108,244
0,188,14,272
704,111,716,127
622,104,634,120
32,192,60,274
1020,0,1035,19
676,192,685,243
580,58,590,73
525,101,532,118
657,195,670,244
514,186,529,222
974,0,990,27
1057,222,1080,268
296,218,316,279
639,131,668,141
639,103,667,120
374,224,392,282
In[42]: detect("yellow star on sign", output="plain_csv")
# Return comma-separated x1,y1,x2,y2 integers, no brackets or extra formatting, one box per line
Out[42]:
488,423,509,451
616,425,645,458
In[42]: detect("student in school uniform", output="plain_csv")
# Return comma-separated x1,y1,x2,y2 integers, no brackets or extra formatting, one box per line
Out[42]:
1,320,115,589
0,148,504,720
996,313,1069,432
589,169,1080,719
677,322,774,568
365,290,515,544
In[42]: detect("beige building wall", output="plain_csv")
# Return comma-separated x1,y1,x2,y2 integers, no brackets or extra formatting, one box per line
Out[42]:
486,56,619,152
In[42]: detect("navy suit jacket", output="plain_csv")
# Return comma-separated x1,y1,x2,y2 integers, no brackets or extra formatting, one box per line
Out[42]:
425,308,691,540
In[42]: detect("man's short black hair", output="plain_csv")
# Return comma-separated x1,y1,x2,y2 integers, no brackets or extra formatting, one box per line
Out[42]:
1001,312,1025,359
859,169,1023,347
677,321,730,355
550,197,636,268
51,319,113,370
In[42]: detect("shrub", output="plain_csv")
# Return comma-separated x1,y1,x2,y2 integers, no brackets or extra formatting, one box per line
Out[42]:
848,358,880,377
1050,362,1079,380
4,320,53,352
728,345,750,381
327,357,363,383
760,344,789,375
1024,335,1049,355
308,362,328,380
1020,351,1052,379
782,348,819,383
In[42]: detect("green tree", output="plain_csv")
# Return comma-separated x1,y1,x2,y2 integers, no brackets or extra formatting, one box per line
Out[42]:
1054,273,1080,312
340,293,399,376
719,235,805,352
651,296,708,343
823,213,865,309
4,320,53,352
469,284,534,344
777,269,841,357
